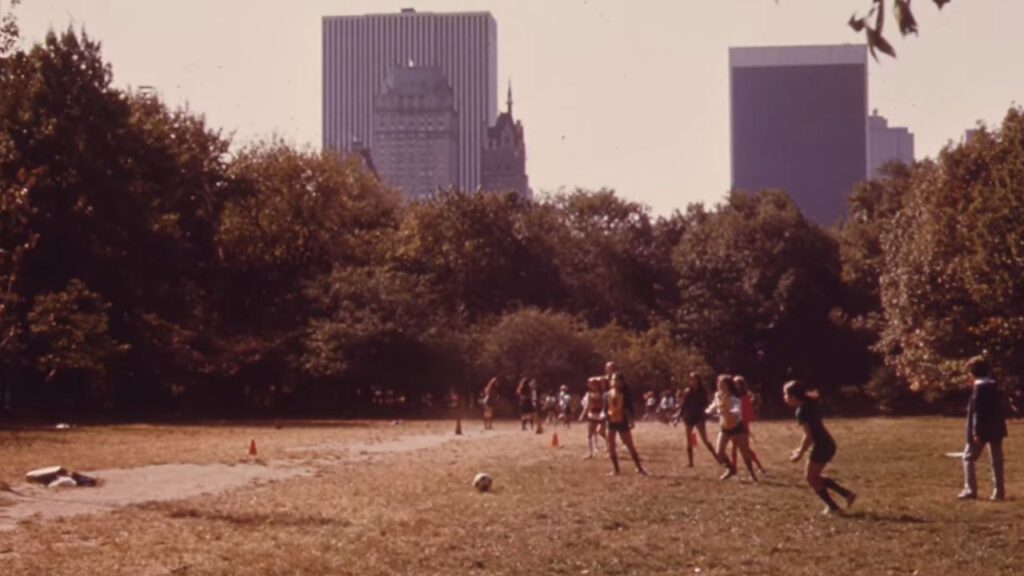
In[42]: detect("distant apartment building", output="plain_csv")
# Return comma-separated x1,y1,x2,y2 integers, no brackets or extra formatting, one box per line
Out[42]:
481,86,530,198
373,65,459,199
867,111,914,178
322,9,497,192
730,44,868,226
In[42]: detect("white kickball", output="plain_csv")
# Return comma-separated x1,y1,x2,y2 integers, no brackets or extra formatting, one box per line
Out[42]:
472,472,493,492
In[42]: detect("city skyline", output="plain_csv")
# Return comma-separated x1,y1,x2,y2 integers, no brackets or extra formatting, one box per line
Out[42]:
323,10,496,192
13,0,1024,216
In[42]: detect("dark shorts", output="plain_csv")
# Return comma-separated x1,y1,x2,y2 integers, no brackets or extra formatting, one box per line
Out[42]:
721,422,747,436
607,420,630,433
682,413,705,427
810,439,837,464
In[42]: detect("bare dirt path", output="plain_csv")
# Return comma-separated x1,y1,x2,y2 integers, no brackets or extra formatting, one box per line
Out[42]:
0,426,510,532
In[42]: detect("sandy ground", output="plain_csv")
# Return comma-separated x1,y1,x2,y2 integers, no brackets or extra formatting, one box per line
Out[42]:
0,426,504,532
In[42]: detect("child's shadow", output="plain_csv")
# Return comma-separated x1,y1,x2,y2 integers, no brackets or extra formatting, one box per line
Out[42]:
845,510,928,524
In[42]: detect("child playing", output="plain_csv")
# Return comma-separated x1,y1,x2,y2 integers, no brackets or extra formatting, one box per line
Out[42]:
706,374,758,482
579,377,606,458
679,372,718,467
481,377,498,430
557,384,573,429
784,380,856,515
730,375,766,474
603,374,648,476
517,378,535,431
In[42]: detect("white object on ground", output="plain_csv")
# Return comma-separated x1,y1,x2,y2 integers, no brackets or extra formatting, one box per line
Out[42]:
47,476,77,488
473,472,493,492
26,466,66,485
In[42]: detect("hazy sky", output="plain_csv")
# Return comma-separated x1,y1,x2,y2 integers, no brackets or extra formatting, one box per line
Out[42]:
11,0,1023,215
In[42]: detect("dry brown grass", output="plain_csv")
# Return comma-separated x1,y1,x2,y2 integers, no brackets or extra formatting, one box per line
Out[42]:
0,417,1021,575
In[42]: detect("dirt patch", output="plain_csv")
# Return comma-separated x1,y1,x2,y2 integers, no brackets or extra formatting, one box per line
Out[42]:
0,427,504,532
0,461,312,531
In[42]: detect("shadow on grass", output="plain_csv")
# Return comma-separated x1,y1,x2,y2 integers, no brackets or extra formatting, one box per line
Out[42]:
845,510,929,524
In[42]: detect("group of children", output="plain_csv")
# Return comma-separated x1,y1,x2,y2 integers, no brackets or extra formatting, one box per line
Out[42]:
481,366,852,513
480,354,1012,515
500,377,575,433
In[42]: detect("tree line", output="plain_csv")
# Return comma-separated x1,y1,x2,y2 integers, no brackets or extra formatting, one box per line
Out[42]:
2,25,1022,420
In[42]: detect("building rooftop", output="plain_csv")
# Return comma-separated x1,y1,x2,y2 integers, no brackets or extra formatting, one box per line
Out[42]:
383,65,453,97
730,44,867,68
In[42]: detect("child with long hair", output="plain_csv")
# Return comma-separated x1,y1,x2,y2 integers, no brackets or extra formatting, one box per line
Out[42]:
706,374,758,482
679,372,718,467
730,375,766,474
783,380,856,515
602,373,648,476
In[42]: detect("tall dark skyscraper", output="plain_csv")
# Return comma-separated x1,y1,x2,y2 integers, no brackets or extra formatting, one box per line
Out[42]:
730,45,868,225
322,9,497,192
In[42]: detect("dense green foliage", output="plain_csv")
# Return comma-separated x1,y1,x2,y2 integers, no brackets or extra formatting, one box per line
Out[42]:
0,22,1020,419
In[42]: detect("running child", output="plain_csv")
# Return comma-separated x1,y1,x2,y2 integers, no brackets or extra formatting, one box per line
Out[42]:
730,375,766,474
783,380,856,515
706,374,758,482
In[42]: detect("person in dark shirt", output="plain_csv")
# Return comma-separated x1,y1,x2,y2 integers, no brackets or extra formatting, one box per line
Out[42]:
679,372,719,467
959,356,1008,501
784,380,856,515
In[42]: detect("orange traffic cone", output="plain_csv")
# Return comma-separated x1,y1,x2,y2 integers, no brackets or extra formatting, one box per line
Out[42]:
551,432,560,448
249,439,258,456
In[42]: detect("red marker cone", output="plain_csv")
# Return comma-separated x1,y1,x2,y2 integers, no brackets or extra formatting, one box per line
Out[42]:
551,432,560,448
688,431,697,448
249,439,258,456
455,418,463,435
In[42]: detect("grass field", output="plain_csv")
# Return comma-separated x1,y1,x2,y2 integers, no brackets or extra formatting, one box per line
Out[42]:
0,417,1021,575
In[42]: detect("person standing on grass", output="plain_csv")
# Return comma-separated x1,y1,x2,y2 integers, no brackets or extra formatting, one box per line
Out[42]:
530,379,544,434
517,378,535,431
580,377,607,458
557,384,573,429
602,373,648,476
959,356,1008,501
784,380,856,515
481,377,498,430
706,374,758,482
730,375,766,475
679,372,718,467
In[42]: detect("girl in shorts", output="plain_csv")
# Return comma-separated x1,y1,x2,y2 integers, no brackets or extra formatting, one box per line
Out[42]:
603,374,648,476
679,372,718,467
706,374,758,482
784,380,856,515
730,375,766,474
